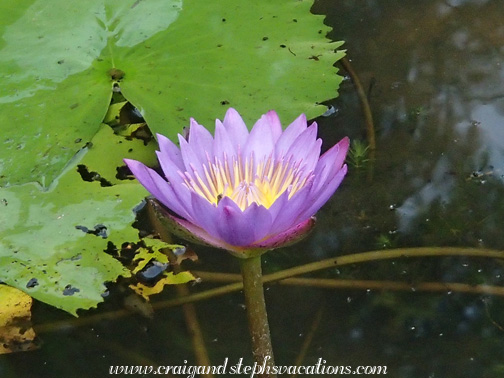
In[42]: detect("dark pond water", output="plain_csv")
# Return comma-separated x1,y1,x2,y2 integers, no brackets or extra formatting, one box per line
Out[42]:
3,1,504,377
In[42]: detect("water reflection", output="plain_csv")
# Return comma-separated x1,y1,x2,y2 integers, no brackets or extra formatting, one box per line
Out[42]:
321,0,504,239
315,0,504,376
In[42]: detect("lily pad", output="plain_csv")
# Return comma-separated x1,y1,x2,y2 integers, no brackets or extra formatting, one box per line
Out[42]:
0,128,152,315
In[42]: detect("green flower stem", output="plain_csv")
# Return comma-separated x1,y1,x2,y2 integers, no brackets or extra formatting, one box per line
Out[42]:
240,256,276,378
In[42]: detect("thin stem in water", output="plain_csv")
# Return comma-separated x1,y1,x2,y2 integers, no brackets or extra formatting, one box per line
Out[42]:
35,247,504,334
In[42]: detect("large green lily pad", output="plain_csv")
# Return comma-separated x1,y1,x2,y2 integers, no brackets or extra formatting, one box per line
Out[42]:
0,127,156,315
0,0,344,314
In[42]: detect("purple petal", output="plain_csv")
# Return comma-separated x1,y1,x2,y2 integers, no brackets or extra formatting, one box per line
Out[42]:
295,165,348,223
264,190,289,224
156,133,184,171
167,178,198,222
267,180,314,235
214,197,272,246
188,118,214,163
326,136,350,167
242,112,278,165
251,217,315,250
241,201,273,241
178,134,205,175
284,122,321,173
261,110,283,142
222,108,249,148
124,159,193,220
189,192,221,239
303,139,322,173
274,113,307,157
155,150,184,185
312,137,350,193
214,120,236,161
215,198,256,246
154,150,203,224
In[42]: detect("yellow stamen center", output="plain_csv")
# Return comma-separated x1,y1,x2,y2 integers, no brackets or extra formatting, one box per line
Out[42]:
181,153,311,211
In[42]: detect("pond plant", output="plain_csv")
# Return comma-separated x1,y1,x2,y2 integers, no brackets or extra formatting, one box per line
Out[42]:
125,108,350,374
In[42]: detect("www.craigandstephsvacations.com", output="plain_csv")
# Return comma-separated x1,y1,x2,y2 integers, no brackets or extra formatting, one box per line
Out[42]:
109,357,388,376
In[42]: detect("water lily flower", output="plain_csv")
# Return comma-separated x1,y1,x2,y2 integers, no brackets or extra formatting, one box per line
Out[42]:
125,108,349,258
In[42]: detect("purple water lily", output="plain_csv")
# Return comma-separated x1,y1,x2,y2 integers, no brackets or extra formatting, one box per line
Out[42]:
125,108,349,258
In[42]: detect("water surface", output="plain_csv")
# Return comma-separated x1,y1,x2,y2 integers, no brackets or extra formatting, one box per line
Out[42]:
3,1,504,377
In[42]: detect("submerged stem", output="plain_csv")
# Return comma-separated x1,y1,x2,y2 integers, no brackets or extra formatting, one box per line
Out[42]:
147,200,213,375
240,256,276,378
340,56,375,151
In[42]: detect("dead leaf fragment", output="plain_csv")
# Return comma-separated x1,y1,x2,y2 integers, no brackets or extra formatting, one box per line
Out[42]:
0,285,38,354
129,271,195,301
